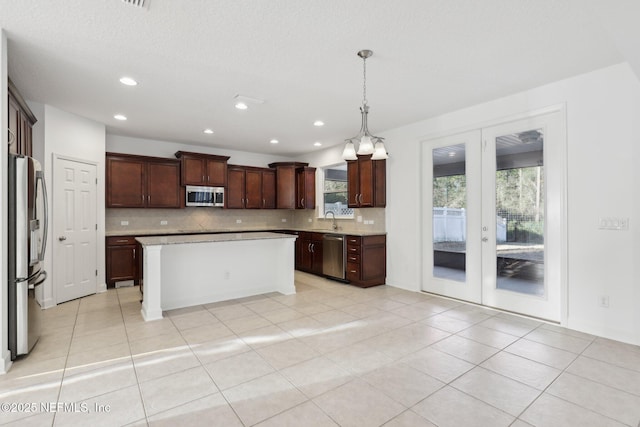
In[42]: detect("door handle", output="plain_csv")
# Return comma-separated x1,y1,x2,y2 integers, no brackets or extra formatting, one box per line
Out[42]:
482,237,488,242
58,236,67,241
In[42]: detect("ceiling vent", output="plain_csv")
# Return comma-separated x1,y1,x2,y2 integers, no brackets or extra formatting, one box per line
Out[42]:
121,0,146,8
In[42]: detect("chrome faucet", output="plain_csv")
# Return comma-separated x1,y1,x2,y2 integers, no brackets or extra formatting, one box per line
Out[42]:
325,211,338,230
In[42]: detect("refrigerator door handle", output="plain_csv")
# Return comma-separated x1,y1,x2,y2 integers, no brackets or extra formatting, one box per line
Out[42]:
36,170,48,262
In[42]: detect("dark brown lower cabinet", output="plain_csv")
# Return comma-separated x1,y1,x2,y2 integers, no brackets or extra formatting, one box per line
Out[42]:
106,236,140,288
295,232,323,275
345,234,386,287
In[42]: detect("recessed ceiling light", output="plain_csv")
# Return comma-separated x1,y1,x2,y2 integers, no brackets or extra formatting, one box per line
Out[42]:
203,129,214,134
313,120,325,127
119,77,138,86
448,152,456,157
270,139,279,144
314,142,322,147
114,114,127,121
235,102,248,110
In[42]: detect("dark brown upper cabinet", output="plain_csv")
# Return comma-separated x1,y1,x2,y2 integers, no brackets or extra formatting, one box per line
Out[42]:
268,162,316,209
106,153,182,208
175,151,230,187
347,155,386,208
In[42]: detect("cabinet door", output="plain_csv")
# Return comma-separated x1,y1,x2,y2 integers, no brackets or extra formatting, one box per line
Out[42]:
347,160,359,207
20,115,33,157
106,245,137,286
262,170,276,209
107,156,146,207
206,159,227,186
8,95,20,155
373,160,386,207
227,167,246,209
181,156,206,185
147,161,181,208
310,239,323,275
358,157,374,207
276,166,297,209
245,169,263,209
296,167,316,209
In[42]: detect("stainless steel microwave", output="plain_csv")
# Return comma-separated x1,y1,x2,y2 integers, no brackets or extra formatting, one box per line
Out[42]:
185,185,224,207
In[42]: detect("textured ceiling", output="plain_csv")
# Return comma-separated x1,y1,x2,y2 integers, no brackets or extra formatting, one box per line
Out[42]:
0,0,635,156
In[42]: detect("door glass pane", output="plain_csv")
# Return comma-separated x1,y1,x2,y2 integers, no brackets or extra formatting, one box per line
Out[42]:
495,130,544,295
433,143,466,282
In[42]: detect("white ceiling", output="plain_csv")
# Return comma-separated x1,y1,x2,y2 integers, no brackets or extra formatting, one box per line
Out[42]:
1,0,638,157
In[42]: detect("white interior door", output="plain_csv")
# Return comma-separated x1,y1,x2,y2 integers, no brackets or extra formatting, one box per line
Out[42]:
423,112,565,322
53,156,98,303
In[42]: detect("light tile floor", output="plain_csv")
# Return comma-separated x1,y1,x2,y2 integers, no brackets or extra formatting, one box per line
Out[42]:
1,272,640,426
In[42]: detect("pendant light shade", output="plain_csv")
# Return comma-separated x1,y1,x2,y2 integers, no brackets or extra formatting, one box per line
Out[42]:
357,135,374,155
371,140,388,160
342,141,358,160
342,50,388,161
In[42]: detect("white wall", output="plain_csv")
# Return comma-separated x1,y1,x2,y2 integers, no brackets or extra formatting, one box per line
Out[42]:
35,105,106,308
0,29,11,372
381,62,640,345
106,134,292,167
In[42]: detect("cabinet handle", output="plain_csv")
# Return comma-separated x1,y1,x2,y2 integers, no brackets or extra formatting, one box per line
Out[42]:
207,175,210,182
349,248,357,252
8,128,16,145
263,199,266,207
308,243,312,252
116,239,129,243
147,195,150,202
141,195,144,202
133,248,136,258
300,198,304,208
246,197,249,206
202,175,205,182
350,270,357,273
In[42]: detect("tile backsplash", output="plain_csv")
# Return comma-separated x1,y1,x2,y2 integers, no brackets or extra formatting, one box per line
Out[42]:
106,208,385,235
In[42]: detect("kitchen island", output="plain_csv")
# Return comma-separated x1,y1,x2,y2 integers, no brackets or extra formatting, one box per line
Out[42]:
135,232,297,321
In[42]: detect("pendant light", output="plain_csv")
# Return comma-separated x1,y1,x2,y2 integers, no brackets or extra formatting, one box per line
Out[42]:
342,50,388,161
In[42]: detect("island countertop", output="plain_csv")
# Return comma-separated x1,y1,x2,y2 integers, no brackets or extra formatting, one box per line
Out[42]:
109,228,386,238
135,231,294,246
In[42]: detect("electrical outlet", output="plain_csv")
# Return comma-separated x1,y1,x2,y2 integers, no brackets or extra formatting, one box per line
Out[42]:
160,220,168,225
364,220,370,225
598,295,609,308
357,216,363,223
236,219,242,224
369,220,375,225
120,221,129,226
599,217,629,230
281,218,287,223
308,218,312,223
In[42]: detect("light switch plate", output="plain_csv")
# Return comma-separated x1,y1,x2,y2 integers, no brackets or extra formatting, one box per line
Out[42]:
236,219,242,224
120,221,129,226
160,220,168,225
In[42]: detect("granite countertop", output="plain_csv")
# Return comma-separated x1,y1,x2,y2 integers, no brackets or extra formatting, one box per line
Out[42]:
136,232,296,246
107,227,386,238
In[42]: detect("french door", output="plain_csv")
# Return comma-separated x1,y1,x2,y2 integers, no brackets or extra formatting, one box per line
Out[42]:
422,112,565,321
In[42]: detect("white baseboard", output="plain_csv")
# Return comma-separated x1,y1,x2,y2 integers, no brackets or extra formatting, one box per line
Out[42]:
42,297,56,309
97,282,107,293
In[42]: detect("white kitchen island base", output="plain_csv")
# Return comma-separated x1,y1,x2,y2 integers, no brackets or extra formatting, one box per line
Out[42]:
136,233,297,321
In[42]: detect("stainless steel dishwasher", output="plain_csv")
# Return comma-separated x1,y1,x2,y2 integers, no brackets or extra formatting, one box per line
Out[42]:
323,234,346,281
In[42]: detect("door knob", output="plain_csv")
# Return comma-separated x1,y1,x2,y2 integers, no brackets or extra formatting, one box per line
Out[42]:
482,237,488,242
58,236,67,241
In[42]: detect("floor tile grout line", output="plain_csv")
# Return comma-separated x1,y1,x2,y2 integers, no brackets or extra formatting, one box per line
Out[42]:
51,296,82,426
508,332,613,425
114,288,150,424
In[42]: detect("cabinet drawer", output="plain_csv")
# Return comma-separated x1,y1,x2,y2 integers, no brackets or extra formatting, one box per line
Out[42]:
346,244,360,255
346,253,361,264
107,236,137,246
346,262,360,281
346,236,361,245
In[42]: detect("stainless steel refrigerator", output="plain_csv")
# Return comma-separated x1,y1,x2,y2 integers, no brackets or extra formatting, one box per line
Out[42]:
8,153,48,360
